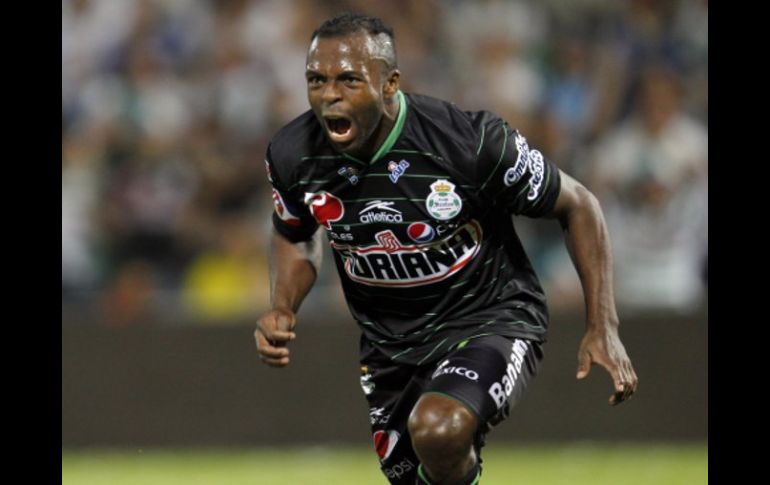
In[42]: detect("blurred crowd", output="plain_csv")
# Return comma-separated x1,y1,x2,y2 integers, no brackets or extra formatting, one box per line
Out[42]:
62,0,708,326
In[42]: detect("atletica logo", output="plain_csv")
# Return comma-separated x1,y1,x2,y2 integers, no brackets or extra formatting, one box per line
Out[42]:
331,220,482,287
488,339,529,409
359,200,404,224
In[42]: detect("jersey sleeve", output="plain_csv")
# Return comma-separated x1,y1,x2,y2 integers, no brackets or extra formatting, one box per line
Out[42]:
265,144,319,242
474,115,561,217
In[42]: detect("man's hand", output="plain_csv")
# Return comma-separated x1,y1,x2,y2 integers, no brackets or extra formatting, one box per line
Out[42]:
576,325,638,406
255,308,297,367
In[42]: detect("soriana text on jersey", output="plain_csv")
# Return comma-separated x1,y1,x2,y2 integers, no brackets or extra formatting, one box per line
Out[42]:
330,220,482,287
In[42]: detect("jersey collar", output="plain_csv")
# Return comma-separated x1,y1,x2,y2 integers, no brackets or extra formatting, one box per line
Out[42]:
369,90,407,164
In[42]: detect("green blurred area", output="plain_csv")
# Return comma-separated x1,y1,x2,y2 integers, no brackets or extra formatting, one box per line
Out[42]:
62,443,707,485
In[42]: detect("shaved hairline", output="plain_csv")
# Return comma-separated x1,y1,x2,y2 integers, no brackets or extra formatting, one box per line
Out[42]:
309,30,398,73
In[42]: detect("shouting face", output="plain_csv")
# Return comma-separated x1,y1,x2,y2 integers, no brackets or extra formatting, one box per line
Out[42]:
305,31,400,158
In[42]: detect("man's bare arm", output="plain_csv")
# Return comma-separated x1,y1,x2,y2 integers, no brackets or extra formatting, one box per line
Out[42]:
544,170,638,405
254,228,323,367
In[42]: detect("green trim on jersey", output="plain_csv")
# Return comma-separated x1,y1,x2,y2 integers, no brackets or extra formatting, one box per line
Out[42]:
299,154,368,166
417,337,449,364
389,148,444,160
370,90,408,164
340,196,426,203
361,173,449,179
476,123,486,155
479,121,508,192
343,152,367,165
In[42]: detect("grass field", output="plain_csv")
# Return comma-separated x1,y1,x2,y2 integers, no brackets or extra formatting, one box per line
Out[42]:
62,443,706,484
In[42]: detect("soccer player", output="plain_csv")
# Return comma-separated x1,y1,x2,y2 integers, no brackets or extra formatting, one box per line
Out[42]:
255,13,637,485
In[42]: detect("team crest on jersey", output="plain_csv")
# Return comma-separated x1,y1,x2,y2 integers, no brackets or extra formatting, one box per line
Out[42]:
271,188,301,226
387,159,410,183
304,191,344,229
407,222,435,243
426,179,462,220
331,220,482,287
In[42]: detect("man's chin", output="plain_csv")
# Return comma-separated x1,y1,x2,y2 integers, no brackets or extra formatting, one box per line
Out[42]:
329,137,360,155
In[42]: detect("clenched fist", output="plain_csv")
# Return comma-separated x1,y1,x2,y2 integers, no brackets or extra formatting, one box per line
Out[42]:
255,308,297,367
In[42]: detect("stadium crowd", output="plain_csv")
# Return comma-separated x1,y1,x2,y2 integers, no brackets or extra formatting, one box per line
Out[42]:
62,0,707,325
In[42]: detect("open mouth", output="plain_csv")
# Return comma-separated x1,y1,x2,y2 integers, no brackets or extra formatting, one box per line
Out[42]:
324,116,355,144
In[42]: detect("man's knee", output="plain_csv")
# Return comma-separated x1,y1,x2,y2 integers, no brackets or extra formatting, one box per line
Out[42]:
407,393,478,479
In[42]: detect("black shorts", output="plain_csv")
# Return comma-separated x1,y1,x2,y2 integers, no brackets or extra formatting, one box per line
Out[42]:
359,334,544,484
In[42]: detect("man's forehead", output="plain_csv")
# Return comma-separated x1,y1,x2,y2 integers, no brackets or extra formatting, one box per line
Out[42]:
307,32,389,69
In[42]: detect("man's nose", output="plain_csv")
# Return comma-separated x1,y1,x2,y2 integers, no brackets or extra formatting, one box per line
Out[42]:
321,81,342,104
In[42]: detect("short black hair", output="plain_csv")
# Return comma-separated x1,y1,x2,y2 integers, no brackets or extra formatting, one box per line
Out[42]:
312,12,394,42
311,12,397,70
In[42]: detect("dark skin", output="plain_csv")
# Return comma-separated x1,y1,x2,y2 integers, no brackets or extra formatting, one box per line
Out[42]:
545,172,638,406
256,30,638,484
255,32,400,364
305,31,401,159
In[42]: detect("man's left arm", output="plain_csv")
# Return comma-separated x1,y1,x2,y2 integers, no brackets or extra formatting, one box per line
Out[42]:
544,170,638,406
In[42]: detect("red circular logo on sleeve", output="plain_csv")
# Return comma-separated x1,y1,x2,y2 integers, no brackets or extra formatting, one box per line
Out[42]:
305,192,344,229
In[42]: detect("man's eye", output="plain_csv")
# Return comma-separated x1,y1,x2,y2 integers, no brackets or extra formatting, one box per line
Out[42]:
308,76,324,86
343,77,362,86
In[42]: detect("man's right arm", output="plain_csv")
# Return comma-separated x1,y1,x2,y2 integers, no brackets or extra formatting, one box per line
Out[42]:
254,227,323,367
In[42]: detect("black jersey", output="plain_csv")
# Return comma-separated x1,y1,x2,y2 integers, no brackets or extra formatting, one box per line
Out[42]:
266,92,561,365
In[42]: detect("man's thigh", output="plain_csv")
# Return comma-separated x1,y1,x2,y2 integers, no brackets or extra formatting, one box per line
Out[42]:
424,335,544,439
360,335,543,484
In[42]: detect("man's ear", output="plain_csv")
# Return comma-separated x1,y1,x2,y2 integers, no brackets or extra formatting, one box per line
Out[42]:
383,70,401,99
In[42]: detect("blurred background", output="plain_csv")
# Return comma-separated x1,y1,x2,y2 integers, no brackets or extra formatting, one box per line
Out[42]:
62,0,707,459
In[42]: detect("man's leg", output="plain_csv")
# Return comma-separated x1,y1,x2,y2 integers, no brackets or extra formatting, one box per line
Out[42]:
408,393,479,484
360,340,425,484
408,335,543,484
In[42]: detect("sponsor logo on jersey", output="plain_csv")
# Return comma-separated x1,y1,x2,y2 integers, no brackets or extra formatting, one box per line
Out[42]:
526,149,545,201
503,133,530,186
384,458,415,479
387,159,410,183
304,191,344,229
328,231,354,241
331,220,482,287
271,188,301,226
360,372,374,395
373,430,400,461
488,339,529,409
369,406,390,425
431,359,479,381
407,222,435,243
426,179,462,220
503,132,546,200
359,200,403,224
264,159,273,183
337,165,359,185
